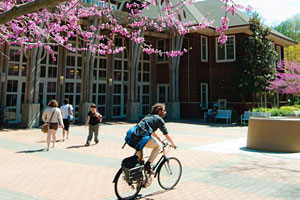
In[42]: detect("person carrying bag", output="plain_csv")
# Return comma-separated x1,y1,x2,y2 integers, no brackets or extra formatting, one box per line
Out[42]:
60,98,73,141
124,103,177,174
41,110,55,133
43,100,64,151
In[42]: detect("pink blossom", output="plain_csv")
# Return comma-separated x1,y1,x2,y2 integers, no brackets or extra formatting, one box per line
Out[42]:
218,33,227,44
0,0,251,59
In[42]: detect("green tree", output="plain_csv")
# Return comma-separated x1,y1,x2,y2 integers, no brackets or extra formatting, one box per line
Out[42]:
274,14,300,62
233,14,277,104
274,14,300,43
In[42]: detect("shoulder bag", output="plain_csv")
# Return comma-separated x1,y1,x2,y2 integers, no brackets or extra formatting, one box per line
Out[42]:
41,109,56,133
67,104,75,124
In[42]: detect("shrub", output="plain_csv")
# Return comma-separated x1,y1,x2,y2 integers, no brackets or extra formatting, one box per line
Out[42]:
252,106,300,116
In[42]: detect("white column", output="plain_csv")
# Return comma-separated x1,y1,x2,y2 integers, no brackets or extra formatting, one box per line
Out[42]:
169,35,183,119
127,34,143,121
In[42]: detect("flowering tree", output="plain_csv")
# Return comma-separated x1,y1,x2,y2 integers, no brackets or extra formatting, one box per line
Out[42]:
268,61,300,96
0,0,251,59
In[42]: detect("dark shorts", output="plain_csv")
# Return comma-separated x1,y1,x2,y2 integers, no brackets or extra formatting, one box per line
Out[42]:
63,119,70,131
49,123,58,130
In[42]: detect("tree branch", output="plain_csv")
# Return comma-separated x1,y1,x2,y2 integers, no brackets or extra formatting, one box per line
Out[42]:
0,0,68,25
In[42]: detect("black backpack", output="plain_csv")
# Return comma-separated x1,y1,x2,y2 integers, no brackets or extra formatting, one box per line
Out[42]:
121,155,138,169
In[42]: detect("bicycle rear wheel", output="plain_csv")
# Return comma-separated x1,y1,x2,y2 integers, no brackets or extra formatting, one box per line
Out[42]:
157,157,182,190
114,168,142,200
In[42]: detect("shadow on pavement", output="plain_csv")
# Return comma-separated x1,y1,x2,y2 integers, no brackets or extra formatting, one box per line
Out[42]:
66,144,94,149
137,190,169,200
36,139,64,143
16,148,46,153
240,147,299,155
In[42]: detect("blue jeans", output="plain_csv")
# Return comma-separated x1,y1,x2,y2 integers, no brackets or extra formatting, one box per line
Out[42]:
87,124,99,144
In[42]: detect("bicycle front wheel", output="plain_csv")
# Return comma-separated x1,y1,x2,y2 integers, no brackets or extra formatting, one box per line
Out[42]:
114,168,142,200
157,157,182,190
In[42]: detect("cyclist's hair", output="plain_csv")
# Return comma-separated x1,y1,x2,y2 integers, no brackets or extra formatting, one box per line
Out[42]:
151,103,165,114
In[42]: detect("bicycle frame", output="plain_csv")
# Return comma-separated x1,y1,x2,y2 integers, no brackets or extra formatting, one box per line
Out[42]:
152,155,167,178
113,141,170,184
113,141,181,200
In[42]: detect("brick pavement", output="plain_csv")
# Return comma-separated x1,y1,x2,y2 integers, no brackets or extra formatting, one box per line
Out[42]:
1,121,300,200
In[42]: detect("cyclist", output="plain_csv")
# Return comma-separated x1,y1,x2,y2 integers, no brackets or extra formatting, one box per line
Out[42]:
135,103,177,174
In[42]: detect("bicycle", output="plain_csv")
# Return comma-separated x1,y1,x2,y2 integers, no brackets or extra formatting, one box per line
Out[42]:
113,140,182,200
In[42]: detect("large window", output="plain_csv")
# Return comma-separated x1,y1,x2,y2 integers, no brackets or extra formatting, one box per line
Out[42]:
5,45,27,122
201,83,208,109
39,46,59,112
81,0,116,9
138,42,151,116
112,37,128,118
157,39,169,62
216,36,235,62
92,52,107,117
201,36,208,62
64,38,82,117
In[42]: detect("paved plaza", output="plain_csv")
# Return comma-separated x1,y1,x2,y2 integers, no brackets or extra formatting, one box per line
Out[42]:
1,120,300,200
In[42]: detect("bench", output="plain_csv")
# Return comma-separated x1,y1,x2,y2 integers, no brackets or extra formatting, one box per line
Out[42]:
241,111,271,125
293,111,300,117
204,109,232,124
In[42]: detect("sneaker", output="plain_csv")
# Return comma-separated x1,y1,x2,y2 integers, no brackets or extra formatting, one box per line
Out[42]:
144,162,154,175
85,143,90,146
95,141,99,144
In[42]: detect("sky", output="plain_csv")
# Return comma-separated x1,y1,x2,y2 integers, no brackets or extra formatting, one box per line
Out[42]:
229,0,300,26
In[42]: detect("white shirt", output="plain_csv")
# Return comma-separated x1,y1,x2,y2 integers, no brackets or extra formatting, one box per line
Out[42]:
60,104,73,119
42,107,63,125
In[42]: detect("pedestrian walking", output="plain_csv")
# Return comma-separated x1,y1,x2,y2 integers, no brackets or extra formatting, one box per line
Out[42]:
42,100,64,151
84,104,102,146
60,98,73,141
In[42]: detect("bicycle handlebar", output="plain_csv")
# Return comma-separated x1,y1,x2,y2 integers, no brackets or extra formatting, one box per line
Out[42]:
161,139,169,148
161,139,178,149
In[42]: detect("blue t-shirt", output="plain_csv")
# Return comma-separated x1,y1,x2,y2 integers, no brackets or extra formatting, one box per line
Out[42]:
135,114,168,136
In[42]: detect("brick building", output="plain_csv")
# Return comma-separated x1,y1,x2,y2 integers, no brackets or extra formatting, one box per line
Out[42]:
0,0,296,127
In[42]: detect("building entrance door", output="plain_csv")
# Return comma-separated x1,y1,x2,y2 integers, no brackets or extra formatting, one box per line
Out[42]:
38,81,57,112
92,54,107,118
5,46,26,123
137,46,151,117
5,80,25,123
157,84,169,104
112,38,128,118
39,47,59,114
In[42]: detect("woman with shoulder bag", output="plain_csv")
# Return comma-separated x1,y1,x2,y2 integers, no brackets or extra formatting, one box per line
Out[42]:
42,100,64,151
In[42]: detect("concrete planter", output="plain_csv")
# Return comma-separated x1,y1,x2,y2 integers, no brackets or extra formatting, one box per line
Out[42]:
247,117,300,153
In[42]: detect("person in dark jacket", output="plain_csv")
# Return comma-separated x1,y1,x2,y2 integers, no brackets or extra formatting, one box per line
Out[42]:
135,103,177,173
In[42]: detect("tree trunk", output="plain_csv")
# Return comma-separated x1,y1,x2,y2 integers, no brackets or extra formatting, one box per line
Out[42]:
0,0,67,25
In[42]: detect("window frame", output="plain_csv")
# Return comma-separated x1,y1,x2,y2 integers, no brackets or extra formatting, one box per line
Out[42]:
201,35,208,62
157,39,169,63
215,35,236,63
276,45,282,63
200,83,208,109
